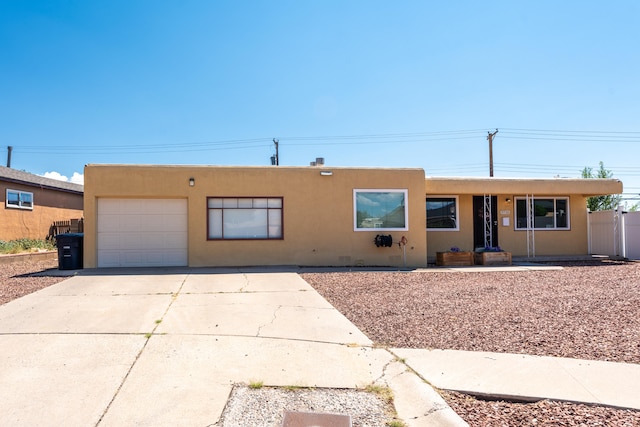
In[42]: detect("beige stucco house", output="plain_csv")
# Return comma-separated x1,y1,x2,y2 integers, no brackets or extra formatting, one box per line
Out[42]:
82,164,622,268
425,177,622,259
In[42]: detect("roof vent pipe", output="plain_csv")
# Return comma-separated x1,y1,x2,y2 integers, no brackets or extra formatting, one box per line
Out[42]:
6,146,12,168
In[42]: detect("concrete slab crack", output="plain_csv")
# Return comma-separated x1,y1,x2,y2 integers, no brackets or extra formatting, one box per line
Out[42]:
374,349,409,385
374,351,401,385
424,402,450,416
256,305,282,337
94,274,190,426
239,273,250,292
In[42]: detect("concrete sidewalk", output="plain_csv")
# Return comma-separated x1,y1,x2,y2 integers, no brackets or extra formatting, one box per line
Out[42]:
392,349,640,411
0,268,637,426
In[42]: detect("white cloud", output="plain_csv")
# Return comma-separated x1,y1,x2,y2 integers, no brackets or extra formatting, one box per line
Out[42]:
42,171,84,185
70,172,84,185
43,171,68,181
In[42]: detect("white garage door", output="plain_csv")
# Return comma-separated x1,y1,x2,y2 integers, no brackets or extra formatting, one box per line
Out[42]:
97,199,188,267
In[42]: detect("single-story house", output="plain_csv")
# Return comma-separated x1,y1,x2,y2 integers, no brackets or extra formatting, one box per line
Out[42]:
1,166,84,241
82,164,622,268
424,177,623,259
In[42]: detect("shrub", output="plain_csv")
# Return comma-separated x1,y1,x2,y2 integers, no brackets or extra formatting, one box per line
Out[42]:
0,239,56,254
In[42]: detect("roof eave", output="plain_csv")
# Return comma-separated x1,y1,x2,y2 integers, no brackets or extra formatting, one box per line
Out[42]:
425,177,623,197
0,176,84,195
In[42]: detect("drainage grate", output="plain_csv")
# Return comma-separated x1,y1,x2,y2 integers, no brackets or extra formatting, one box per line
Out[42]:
281,410,352,427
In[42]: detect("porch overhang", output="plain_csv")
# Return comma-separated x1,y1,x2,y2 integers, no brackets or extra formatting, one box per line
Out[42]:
425,177,623,196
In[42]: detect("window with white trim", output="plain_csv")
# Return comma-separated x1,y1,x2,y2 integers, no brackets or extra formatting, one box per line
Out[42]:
515,197,569,230
426,196,459,230
6,189,33,210
354,189,408,231
207,197,283,240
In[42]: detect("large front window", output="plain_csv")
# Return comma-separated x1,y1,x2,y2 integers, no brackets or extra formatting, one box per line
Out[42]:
208,197,283,239
515,197,569,230
6,189,33,210
426,196,459,230
354,189,408,231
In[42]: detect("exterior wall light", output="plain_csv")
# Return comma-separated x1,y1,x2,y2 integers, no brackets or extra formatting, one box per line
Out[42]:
320,170,333,176
505,197,512,203
189,177,195,187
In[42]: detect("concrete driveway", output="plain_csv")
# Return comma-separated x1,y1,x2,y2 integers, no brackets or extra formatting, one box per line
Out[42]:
0,268,421,426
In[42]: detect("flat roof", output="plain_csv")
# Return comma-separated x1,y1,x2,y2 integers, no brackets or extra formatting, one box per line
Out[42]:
84,164,425,172
426,176,623,196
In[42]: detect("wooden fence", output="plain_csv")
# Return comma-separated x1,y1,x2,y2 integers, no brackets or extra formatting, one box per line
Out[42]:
48,218,84,240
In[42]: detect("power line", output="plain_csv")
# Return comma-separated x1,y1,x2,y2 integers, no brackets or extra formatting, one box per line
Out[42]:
16,138,271,153
499,128,640,143
501,128,640,135
10,127,640,157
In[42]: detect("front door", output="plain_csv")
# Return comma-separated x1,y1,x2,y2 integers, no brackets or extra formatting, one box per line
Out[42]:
473,196,498,250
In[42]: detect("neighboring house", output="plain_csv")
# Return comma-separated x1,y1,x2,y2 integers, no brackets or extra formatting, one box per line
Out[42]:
82,164,622,268
0,166,84,241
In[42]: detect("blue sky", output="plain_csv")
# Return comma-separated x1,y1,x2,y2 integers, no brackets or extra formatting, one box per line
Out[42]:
1,1,639,203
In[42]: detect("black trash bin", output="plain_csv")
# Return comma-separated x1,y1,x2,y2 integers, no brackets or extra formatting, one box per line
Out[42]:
56,233,84,270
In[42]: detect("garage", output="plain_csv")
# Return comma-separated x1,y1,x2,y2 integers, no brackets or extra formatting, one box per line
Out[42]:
97,198,188,267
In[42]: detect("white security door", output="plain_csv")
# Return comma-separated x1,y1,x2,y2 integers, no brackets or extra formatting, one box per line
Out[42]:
97,199,188,267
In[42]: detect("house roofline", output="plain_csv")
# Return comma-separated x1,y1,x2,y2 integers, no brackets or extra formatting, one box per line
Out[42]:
0,166,83,195
84,163,425,172
1,176,84,195
425,176,623,197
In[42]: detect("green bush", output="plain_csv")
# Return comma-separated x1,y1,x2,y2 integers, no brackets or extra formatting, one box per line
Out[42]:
0,239,56,254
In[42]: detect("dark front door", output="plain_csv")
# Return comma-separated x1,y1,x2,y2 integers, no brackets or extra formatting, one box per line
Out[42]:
473,196,499,250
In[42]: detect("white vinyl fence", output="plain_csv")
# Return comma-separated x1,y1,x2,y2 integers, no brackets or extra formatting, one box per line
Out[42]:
589,208,640,260
623,211,640,260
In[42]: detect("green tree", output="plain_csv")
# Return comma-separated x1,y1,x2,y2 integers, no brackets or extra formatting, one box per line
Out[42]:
581,161,622,211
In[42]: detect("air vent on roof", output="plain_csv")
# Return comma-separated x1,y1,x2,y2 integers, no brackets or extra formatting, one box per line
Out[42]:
310,157,325,166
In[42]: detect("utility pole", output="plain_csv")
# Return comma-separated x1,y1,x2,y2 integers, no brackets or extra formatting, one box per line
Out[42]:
6,146,12,168
272,138,279,166
487,129,498,177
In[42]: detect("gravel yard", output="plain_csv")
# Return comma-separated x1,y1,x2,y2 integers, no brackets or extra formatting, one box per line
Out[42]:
302,261,640,364
0,257,63,306
302,261,640,426
441,390,640,427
